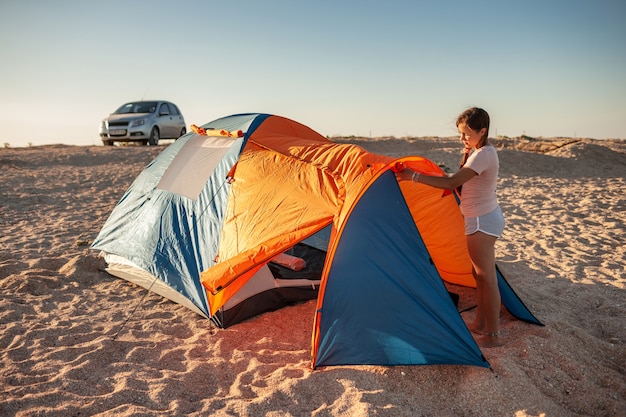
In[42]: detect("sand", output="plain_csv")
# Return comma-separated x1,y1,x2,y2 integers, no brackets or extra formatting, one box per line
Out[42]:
1,137,624,416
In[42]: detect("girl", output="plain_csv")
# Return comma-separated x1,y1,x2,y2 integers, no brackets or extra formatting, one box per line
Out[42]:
398,107,505,347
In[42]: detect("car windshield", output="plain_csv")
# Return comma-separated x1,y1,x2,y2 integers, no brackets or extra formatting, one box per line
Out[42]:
114,101,158,114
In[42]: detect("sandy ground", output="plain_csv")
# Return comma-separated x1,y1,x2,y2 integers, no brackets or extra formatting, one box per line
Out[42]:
1,136,624,416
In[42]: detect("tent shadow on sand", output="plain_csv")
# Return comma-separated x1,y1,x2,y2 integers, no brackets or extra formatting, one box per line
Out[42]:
91,113,542,370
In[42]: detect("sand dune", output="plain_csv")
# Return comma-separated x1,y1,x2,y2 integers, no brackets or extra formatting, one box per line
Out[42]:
1,137,624,416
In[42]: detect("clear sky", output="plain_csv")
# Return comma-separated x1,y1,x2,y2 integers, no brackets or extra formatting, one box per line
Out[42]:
1,0,624,147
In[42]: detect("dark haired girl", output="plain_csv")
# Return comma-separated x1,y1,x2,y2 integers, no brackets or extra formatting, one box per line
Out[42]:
398,107,505,347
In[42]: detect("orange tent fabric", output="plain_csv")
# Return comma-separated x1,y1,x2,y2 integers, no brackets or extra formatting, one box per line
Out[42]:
200,116,475,315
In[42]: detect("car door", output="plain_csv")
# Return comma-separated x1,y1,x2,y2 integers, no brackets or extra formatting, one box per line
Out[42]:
168,103,185,136
158,103,174,137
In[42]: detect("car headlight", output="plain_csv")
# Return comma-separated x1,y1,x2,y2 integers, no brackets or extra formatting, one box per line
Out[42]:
131,118,146,127
100,120,107,128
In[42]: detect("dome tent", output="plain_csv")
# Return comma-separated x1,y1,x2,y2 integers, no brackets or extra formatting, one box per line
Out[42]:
91,113,541,368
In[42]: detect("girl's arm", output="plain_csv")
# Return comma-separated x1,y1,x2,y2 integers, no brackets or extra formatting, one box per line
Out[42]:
397,167,477,190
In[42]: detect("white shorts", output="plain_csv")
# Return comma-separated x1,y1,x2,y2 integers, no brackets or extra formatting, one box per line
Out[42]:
464,206,505,237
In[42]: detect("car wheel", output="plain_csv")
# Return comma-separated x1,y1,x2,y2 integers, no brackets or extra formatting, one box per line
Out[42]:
149,127,160,146
179,127,186,138
102,140,113,146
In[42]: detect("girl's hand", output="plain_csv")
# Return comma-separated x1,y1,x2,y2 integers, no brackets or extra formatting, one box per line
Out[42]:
396,168,416,182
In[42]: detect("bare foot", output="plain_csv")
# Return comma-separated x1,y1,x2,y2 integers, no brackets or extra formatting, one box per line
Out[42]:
468,323,479,333
468,325,492,336
476,333,504,348
470,328,494,336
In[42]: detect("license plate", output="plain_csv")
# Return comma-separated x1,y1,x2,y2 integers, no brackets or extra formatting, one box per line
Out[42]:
110,129,126,135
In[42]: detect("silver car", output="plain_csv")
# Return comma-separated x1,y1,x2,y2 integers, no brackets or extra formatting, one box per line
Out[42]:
99,100,186,146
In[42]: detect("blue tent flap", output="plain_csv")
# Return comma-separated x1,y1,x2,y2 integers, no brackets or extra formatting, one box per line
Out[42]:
315,172,489,368
498,265,543,325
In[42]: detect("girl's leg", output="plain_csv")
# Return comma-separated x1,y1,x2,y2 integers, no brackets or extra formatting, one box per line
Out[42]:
466,231,502,346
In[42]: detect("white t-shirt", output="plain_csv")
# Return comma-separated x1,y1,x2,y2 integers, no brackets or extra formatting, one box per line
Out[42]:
460,145,499,217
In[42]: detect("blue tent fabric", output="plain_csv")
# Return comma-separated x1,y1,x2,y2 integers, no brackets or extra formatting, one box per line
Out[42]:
315,171,489,368
91,113,293,320
498,266,543,325
91,125,247,317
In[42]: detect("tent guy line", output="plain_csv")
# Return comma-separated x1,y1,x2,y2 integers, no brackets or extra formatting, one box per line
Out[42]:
112,274,159,341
